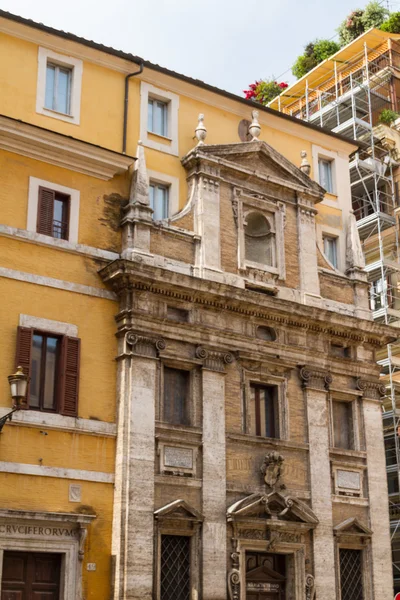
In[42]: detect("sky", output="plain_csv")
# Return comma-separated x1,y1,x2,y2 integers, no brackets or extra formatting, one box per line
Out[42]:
0,0,396,96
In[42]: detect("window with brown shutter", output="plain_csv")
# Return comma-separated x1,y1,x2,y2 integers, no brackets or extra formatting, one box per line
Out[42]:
37,186,70,240
249,384,279,439
15,326,80,416
332,400,354,450
163,367,189,426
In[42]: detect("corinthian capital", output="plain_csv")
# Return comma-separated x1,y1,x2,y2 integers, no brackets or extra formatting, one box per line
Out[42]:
196,346,234,372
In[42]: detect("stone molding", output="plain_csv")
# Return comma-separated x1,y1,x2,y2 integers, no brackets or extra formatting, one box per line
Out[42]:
195,346,234,372
305,574,316,600
125,331,166,358
356,378,386,400
228,551,240,600
299,367,332,390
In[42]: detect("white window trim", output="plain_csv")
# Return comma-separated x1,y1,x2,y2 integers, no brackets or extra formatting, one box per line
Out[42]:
19,314,78,337
148,170,179,218
140,82,179,156
27,176,80,243
312,145,337,195
36,47,83,125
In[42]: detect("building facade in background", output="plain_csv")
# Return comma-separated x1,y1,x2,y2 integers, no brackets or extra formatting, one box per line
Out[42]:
0,11,396,600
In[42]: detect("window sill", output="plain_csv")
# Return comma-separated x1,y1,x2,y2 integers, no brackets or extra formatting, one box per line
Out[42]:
227,432,309,451
43,106,74,119
332,494,368,506
147,130,173,142
329,447,367,459
155,421,202,435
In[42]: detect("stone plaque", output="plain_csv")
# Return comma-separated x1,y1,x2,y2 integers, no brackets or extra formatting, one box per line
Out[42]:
247,582,280,592
164,446,193,469
337,470,361,490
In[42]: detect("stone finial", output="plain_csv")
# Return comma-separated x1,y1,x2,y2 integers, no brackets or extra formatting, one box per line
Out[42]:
249,110,261,141
195,113,207,146
346,210,365,271
300,151,311,176
129,142,149,205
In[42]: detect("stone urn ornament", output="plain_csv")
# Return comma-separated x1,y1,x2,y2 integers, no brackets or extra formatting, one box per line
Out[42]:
249,110,261,140
195,113,207,145
299,150,311,176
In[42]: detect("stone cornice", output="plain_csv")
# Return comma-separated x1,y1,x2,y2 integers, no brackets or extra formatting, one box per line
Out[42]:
0,114,134,180
99,260,397,348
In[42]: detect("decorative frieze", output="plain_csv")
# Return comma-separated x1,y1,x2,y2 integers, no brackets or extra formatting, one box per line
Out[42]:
299,367,332,390
125,331,166,358
356,378,386,400
195,346,234,372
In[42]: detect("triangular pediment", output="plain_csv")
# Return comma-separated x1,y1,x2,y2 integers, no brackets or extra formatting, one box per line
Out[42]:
227,492,318,525
154,499,203,522
183,141,325,200
247,564,286,582
334,517,372,536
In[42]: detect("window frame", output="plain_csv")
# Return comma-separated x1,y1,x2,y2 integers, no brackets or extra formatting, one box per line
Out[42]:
27,177,80,244
318,157,334,194
249,384,280,439
243,374,288,441
36,47,83,125
244,212,276,269
149,181,170,221
30,329,62,413
140,82,179,156
37,186,71,240
148,98,169,138
160,364,195,428
323,235,338,268
45,62,72,115
328,395,362,452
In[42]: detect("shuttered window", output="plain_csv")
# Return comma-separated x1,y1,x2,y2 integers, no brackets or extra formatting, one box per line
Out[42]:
15,326,80,416
37,186,70,240
163,368,189,426
332,401,354,450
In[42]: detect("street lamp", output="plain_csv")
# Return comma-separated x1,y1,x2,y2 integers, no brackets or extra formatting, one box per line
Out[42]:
0,366,29,433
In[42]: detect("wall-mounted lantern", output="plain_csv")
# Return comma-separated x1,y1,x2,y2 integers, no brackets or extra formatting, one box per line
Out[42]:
1,366,29,433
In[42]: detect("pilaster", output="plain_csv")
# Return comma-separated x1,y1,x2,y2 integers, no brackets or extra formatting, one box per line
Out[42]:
297,195,320,298
358,379,393,600
112,331,165,600
193,166,222,274
197,346,233,600
300,366,335,600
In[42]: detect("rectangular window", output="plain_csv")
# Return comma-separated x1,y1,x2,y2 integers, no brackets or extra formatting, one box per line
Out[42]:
332,400,354,450
249,385,279,438
30,332,60,411
388,471,400,495
15,326,80,417
160,535,190,600
45,62,72,115
318,158,333,193
163,367,189,426
148,98,168,137
37,186,70,240
150,183,169,220
323,235,338,268
339,549,363,600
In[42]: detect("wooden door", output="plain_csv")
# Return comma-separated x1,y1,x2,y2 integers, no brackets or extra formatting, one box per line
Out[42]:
1,551,61,600
245,552,286,600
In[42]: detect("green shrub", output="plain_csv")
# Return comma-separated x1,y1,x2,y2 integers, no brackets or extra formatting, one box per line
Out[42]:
292,39,340,79
337,2,388,46
379,109,400,125
380,12,400,33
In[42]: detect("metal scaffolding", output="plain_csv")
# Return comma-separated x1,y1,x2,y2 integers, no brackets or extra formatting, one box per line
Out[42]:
272,34,400,592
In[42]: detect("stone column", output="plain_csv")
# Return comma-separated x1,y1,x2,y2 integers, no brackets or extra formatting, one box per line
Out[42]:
112,332,165,600
358,379,393,600
197,346,233,600
300,367,336,600
297,195,320,298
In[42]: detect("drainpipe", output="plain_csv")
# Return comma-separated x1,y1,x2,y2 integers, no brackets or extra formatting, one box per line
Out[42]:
122,62,144,154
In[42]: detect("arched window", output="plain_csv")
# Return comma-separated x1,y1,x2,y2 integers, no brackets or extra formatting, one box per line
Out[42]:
244,212,276,267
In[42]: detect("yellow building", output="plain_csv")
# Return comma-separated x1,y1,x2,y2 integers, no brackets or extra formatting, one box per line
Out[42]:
1,9,392,600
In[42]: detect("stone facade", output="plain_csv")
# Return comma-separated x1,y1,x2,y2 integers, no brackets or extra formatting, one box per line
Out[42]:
101,137,396,600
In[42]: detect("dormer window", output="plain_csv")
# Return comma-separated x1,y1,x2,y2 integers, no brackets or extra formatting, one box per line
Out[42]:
244,212,276,267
